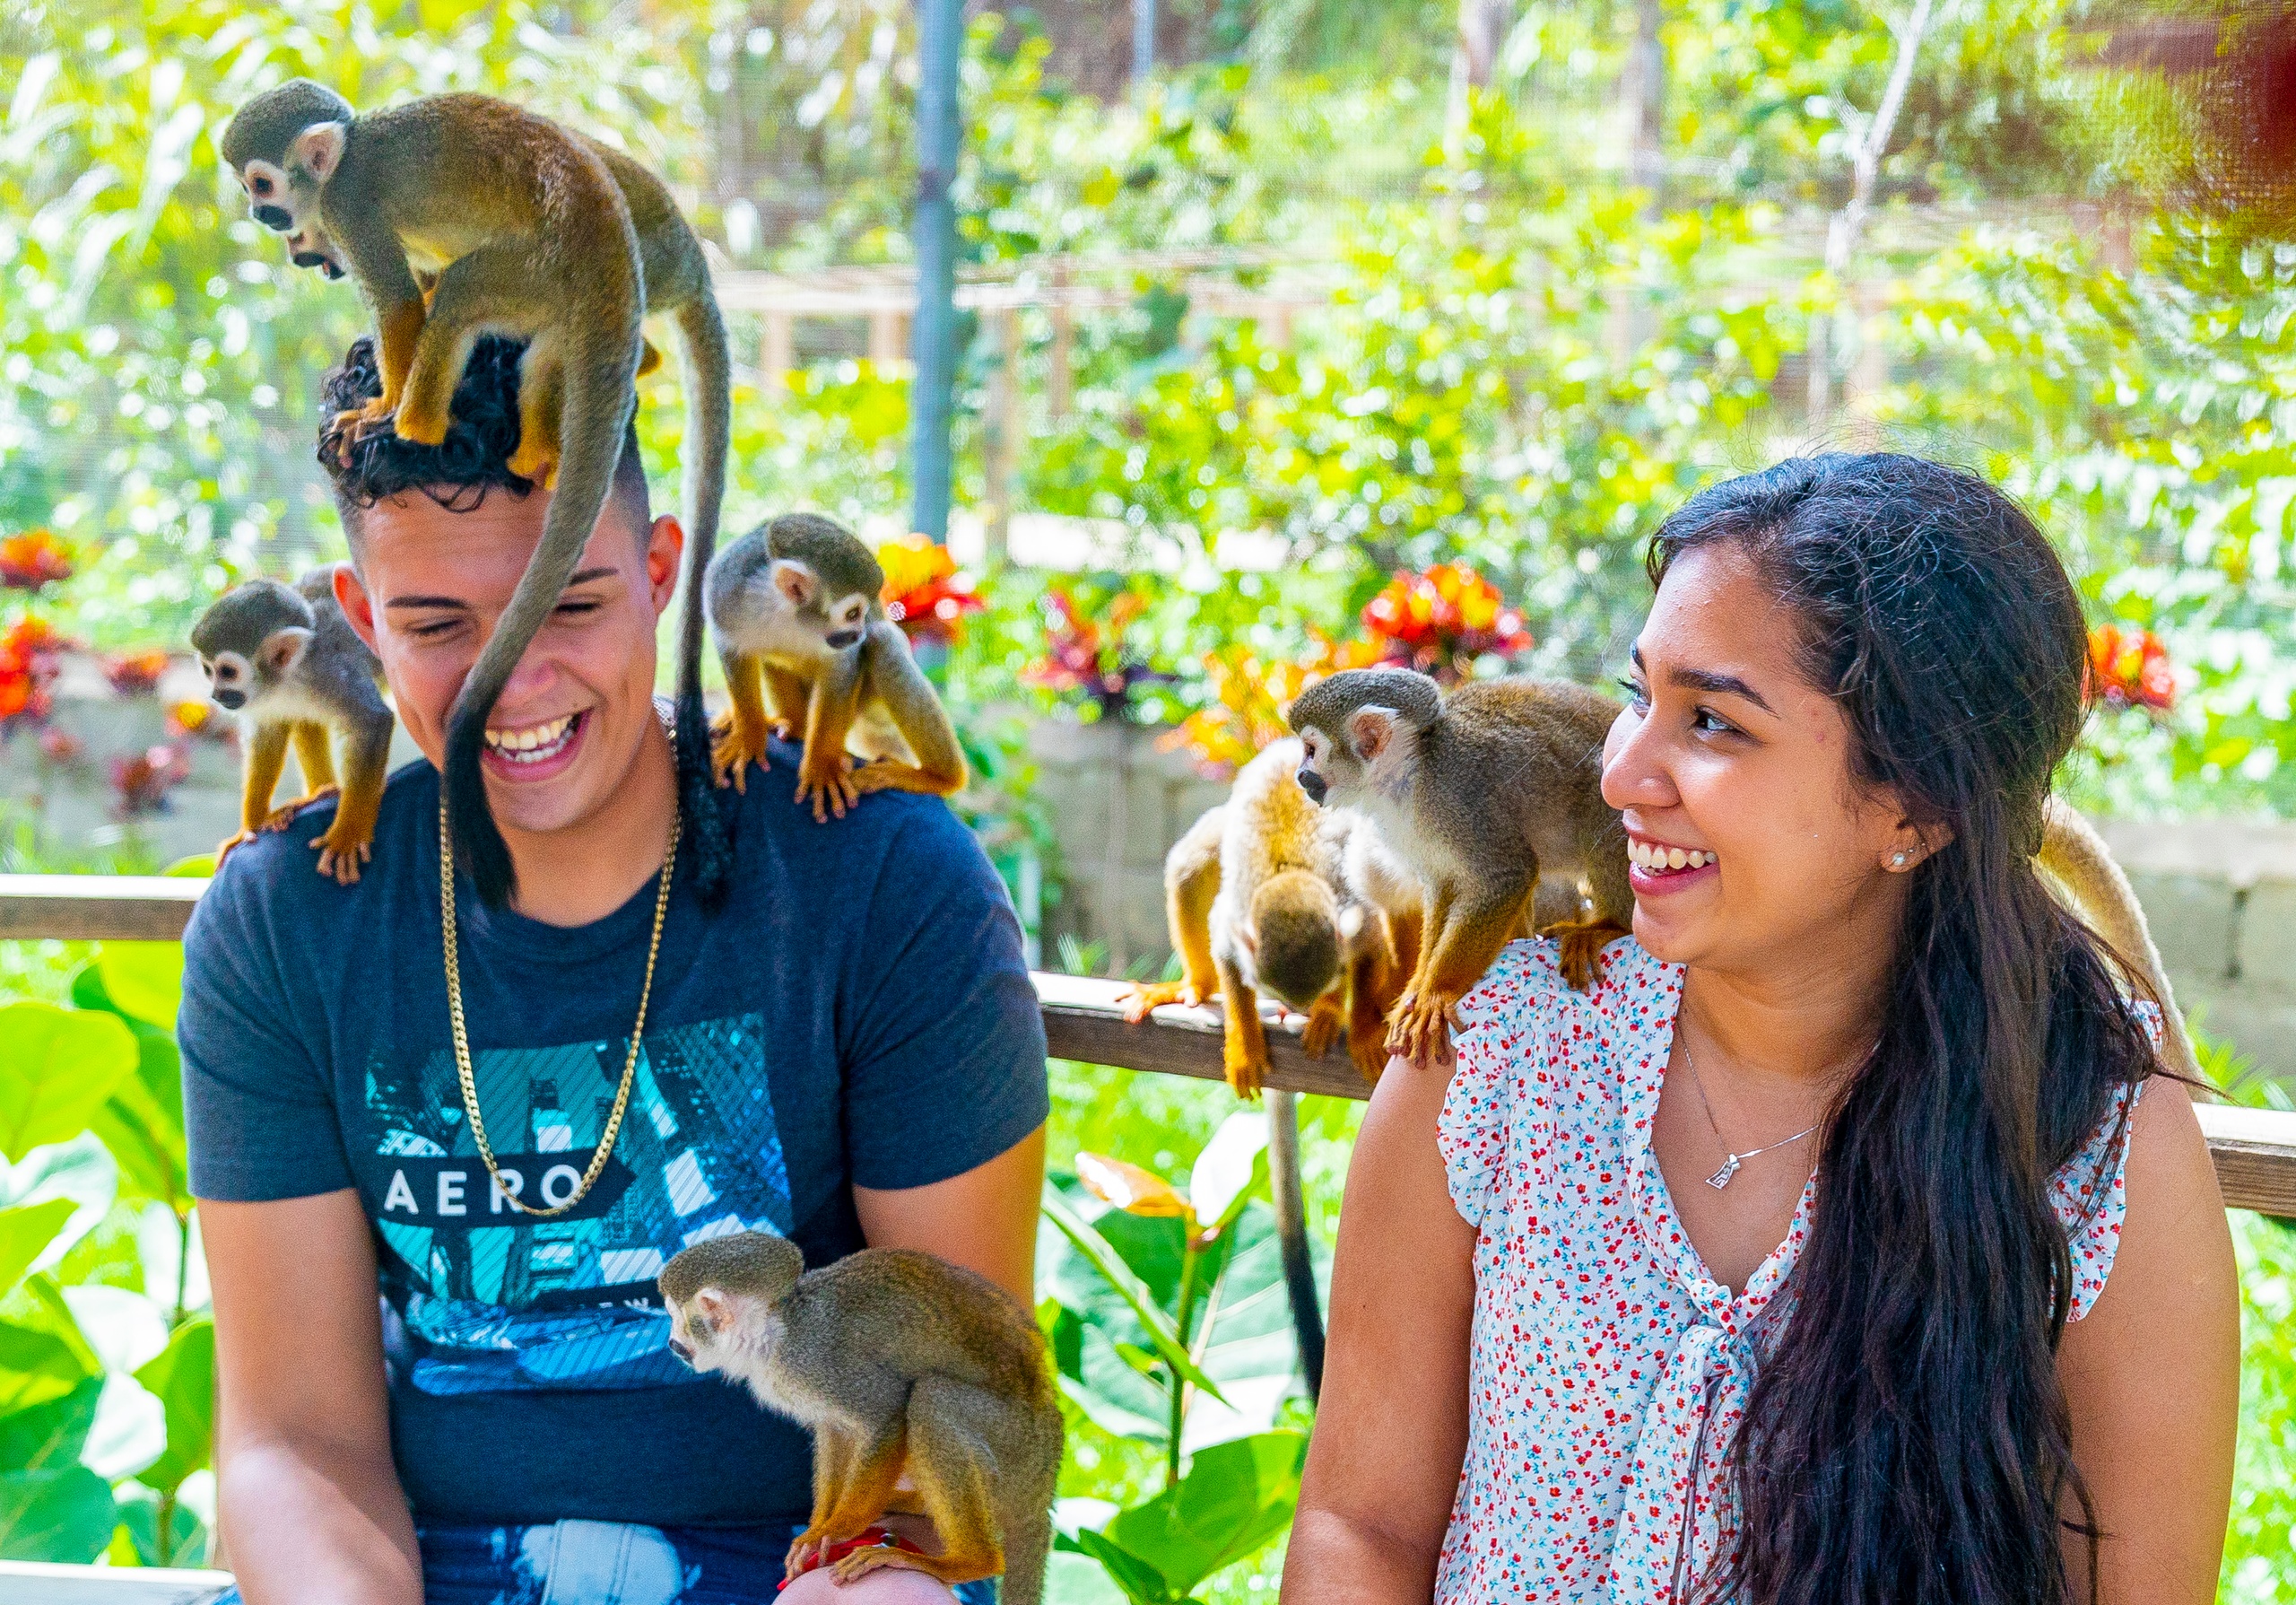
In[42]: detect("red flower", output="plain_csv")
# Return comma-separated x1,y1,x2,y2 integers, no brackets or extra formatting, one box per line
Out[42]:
2086,624,2175,712
878,536,985,648
0,530,74,591
0,615,65,727
1360,563,1534,684
111,744,191,817
105,648,172,697
39,726,83,764
1022,589,1173,720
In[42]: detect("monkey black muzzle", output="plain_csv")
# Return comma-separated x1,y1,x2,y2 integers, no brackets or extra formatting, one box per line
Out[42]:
826,629,862,650
253,205,293,233
212,689,245,711
1296,767,1327,805
666,1337,694,1367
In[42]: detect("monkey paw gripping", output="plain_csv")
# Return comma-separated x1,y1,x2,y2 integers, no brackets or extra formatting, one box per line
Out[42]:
1300,998,1346,1060
795,751,860,824
1117,979,1203,1025
1385,990,1460,1071
1546,918,1630,992
312,818,376,885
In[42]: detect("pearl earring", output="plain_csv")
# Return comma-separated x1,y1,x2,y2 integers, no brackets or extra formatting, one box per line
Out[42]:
1892,851,1909,868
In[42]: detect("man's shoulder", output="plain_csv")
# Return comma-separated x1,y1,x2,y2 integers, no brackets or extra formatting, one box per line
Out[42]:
187,759,436,945
725,737,987,873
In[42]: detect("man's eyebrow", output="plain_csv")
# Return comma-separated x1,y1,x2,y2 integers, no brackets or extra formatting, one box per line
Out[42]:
385,568,621,610
1667,665,1776,714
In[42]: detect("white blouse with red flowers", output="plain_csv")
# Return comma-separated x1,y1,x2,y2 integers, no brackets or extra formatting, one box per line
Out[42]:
1433,936,2146,1604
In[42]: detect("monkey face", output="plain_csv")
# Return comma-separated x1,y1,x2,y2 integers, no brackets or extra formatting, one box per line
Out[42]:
233,123,344,246
1293,704,1408,810
199,650,253,711
820,591,871,651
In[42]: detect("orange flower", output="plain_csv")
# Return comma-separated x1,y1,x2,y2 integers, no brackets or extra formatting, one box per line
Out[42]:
2085,624,2175,712
1359,563,1533,684
877,535,984,646
0,529,74,591
1074,1153,1193,1221
1022,587,1173,719
0,614,65,725
105,648,172,697
1161,632,1382,778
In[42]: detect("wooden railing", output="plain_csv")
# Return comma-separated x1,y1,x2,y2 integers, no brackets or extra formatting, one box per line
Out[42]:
4,874,2292,1217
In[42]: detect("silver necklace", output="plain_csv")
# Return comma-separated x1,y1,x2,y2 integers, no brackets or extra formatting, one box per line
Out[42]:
1680,1045,1825,1190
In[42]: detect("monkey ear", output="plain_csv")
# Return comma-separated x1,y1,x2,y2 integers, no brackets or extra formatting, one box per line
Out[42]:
291,122,347,181
259,625,313,677
693,1287,733,1330
769,560,817,609
1347,707,1398,763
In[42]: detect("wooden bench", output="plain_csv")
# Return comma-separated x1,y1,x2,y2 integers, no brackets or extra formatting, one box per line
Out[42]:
3,874,2291,1216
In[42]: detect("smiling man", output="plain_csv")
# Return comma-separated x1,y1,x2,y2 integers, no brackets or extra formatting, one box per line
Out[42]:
177,335,1048,1605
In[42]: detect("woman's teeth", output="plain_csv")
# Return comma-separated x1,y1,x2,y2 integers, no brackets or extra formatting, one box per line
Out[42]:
1630,841,1715,873
483,713,578,764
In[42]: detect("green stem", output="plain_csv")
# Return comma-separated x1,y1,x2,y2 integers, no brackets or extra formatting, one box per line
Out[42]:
1167,1237,1202,1490
155,1491,174,1564
172,1206,191,1330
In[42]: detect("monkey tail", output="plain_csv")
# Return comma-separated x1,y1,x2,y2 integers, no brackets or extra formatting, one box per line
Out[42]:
998,1490,1054,1605
673,292,735,903
444,333,641,909
1266,1088,1328,1400
2038,796,2205,1084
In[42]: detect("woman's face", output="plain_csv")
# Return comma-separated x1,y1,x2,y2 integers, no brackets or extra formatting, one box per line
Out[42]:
1602,542,1929,978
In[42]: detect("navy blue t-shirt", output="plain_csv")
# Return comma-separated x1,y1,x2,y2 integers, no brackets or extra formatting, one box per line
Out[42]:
178,739,1048,1528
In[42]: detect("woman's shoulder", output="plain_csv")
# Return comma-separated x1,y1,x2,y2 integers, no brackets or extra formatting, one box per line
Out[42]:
1453,932,1678,1044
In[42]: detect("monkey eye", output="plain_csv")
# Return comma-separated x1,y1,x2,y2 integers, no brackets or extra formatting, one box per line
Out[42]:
249,174,271,196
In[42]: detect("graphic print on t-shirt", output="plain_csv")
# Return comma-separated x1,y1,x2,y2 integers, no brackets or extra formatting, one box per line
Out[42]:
352,1014,790,1397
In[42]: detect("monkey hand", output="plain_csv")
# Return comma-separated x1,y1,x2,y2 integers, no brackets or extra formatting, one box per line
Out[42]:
709,716,772,792
1222,1038,1271,1101
784,1530,828,1575
262,784,339,833
1300,997,1346,1060
1347,1022,1390,1086
213,831,261,869
312,816,376,885
1547,917,1630,993
829,1545,964,1590
323,400,396,465
796,750,860,824
1118,978,1202,1024
1384,988,1458,1071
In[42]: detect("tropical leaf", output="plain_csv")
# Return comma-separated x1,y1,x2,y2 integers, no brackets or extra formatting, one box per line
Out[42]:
1187,1112,1267,1238
1094,1431,1309,1598
0,1467,117,1561
0,1005,138,1164
0,1375,101,1470
1042,1189,1226,1405
0,1135,120,1278
0,1201,74,1296
132,1317,214,1496
0,1322,93,1420
1076,1152,1194,1222
92,943,185,1033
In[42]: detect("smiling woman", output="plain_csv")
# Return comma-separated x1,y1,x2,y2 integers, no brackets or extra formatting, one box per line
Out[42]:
1282,453,2239,1605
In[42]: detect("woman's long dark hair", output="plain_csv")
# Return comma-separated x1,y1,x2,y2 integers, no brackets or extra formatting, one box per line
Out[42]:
1647,455,2161,1605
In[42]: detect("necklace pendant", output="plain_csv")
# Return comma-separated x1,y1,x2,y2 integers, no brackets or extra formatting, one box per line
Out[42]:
1705,1154,1742,1190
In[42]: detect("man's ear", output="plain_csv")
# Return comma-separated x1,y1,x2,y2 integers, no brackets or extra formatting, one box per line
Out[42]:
291,122,346,182
1348,707,1398,763
646,514,684,612
259,626,313,677
334,563,380,655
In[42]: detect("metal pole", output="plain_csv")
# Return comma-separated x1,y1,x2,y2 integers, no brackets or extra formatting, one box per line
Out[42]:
909,0,961,539
1134,0,1155,93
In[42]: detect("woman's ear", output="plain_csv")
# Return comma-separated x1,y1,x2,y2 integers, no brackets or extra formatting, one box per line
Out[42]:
1881,819,1953,872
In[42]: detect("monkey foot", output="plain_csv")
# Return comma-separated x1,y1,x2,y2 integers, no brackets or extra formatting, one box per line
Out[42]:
213,831,259,869
504,441,561,485
1117,979,1200,1024
1347,1026,1390,1086
1384,992,1458,1071
261,785,339,833
325,402,398,464
1222,1049,1270,1102
796,757,859,824
829,1547,981,1589
1548,919,1629,992
312,826,374,885
709,727,772,792
1300,1001,1345,1060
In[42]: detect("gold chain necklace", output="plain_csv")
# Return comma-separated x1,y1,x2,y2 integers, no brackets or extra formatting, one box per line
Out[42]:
439,788,679,1219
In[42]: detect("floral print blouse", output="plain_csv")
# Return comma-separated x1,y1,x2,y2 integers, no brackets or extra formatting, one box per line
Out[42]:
1432,937,2146,1603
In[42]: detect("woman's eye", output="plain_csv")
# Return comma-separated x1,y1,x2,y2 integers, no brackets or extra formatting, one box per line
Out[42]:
1692,707,1736,735
1616,676,1650,711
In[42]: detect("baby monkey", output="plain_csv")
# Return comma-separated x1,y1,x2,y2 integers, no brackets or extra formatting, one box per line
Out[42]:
705,513,967,822
1290,667,1631,1069
1119,738,1411,1095
190,568,395,885
658,1233,1061,1605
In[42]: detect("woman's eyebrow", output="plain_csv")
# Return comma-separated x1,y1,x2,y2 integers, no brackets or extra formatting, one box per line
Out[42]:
1668,665,1776,714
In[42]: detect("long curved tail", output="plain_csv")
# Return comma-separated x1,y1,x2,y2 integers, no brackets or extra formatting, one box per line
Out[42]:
2038,796,2205,1083
445,336,640,908
1267,1088,1328,1400
673,292,734,902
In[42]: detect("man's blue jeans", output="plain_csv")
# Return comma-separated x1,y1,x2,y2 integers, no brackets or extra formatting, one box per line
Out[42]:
213,1520,999,1605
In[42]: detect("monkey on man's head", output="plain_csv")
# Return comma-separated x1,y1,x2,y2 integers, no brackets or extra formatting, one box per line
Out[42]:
1289,667,1632,1069
704,513,967,823
220,80,732,908
191,567,396,885
658,1233,1061,1605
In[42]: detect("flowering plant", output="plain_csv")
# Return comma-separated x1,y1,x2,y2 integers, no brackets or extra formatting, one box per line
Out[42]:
0,529,74,591
105,649,173,697
110,744,192,816
167,699,232,743
1161,633,1384,777
877,535,984,647
1021,588,1175,720
0,614,65,728
1359,563,1533,683
2086,624,2176,712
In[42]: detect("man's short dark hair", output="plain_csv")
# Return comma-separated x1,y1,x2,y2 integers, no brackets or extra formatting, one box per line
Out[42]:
317,334,649,553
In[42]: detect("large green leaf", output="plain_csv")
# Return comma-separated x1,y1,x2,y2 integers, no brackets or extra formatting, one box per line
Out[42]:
93,944,186,1034
0,1201,74,1297
0,1322,94,1419
91,1029,189,1209
1187,1112,1268,1238
113,1484,211,1567
1074,1528,1190,1605
1045,1551,1134,1605
0,1376,102,1470
0,1467,118,1561
0,1136,120,1279
1062,1314,1178,1445
1095,1432,1309,1598
0,1006,139,1164
132,1318,213,1496
1042,1190,1225,1405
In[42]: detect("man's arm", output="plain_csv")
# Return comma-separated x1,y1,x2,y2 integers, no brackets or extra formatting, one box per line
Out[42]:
855,1123,1047,1305
204,1191,421,1605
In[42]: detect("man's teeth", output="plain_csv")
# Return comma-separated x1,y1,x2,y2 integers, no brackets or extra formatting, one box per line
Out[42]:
483,713,577,763
1630,841,1715,872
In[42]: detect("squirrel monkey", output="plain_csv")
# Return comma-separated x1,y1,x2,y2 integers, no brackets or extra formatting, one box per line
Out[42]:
1289,667,1631,1070
190,567,396,885
704,513,967,823
1118,738,1408,1095
221,81,732,908
658,1234,1061,1605
2038,797,2205,1083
